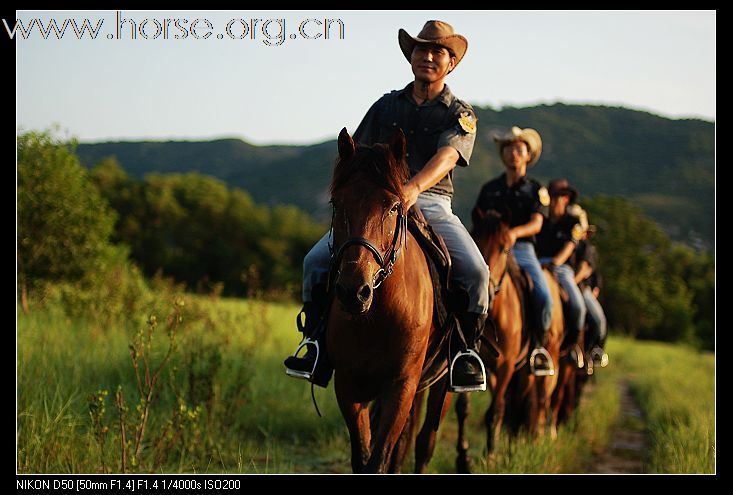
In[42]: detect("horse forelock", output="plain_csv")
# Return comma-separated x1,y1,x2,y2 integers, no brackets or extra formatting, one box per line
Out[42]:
330,143,409,201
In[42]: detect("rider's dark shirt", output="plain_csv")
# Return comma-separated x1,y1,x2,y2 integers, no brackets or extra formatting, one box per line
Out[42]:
536,214,581,260
352,82,476,198
474,174,547,244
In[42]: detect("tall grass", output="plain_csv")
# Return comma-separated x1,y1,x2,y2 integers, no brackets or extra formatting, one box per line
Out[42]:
17,296,714,473
606,337,715,473
413,362,620,473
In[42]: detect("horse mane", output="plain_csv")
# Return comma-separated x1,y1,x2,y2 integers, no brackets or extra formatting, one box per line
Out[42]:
330,143,409,201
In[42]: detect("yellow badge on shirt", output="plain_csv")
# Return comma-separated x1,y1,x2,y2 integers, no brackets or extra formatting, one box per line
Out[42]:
571,223,585,241
458,112,477,134
538,186,550,206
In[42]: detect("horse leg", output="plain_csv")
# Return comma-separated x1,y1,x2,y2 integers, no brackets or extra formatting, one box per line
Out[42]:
559,362,578,427
389,397,420,473
564,369,577,424
338,400,371,473
414,378,451,473
551,364,570,436
335,379,371,473
535,376,549,438
542,372,559,439
485,363,512,462
455,392,472,473
364,379,419,473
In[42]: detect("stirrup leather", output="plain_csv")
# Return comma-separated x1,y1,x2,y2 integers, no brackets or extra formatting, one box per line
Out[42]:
285,337,319,381
530,347,555,376
449,349,487,393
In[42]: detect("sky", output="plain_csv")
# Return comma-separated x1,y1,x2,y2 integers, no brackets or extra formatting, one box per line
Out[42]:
15,10,716,145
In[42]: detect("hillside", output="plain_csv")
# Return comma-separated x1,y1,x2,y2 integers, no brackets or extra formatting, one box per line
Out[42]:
76,103,714,250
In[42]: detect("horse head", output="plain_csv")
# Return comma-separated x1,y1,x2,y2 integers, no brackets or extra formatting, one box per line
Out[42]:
329,128,410,315
471,206,512,267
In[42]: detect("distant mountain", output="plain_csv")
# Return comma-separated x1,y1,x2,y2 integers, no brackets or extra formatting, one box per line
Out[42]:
76,103,715,251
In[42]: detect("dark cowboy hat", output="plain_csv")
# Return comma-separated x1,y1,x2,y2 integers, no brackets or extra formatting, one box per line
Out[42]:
548,178,579,203
398,20,468,69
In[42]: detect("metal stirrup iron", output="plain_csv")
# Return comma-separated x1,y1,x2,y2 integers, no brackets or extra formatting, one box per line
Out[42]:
285,338,320,381
449,349,487,393
530,347,555,376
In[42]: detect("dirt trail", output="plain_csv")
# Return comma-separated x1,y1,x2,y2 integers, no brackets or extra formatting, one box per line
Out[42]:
587,380,648,473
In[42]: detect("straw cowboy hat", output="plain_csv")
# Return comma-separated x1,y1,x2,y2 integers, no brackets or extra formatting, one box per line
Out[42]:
398,20,468,69
548,178,579,204
493,126,543,166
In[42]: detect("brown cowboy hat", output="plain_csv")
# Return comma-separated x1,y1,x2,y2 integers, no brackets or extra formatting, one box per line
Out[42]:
548,178,579,203
493,126,543,166
398,20,468,69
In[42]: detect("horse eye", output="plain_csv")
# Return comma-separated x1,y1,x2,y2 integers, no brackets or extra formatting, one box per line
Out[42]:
390,203,400,214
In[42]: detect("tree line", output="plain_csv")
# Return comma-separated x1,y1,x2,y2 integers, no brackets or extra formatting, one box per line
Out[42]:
17,129,714,349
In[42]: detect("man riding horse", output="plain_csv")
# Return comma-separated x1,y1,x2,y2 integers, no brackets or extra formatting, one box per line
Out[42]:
285,20,494,392
535,179,587,359
474,126,556,375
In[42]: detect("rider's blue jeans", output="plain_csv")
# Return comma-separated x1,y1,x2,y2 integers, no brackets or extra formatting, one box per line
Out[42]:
512,242,553,331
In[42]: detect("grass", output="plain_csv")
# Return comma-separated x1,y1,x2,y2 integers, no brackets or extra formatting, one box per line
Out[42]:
17,295,714,473
604,336,715,473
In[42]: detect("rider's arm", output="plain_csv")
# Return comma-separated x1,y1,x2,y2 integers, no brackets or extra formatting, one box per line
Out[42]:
404,146,459,208
507,212,543,245
575,260,593,284
552,240,576,267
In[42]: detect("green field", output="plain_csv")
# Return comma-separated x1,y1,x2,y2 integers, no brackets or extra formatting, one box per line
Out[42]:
16,295,715,474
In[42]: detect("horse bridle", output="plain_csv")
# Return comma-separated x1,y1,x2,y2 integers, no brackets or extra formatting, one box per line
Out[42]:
328,204,407,290
488,247,511,299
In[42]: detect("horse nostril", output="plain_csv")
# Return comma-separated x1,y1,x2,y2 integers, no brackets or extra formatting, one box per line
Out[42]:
357,284,372,303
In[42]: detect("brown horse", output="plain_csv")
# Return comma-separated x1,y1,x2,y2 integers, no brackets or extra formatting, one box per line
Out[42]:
412,208,537,473
536,267,565,439
465,208,536,462
552,322,586,428
326,128,436,473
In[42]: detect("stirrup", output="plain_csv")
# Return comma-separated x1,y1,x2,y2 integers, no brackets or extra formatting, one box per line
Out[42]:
590,347,609,368
285,338,319,381
586,358,594,376
569,344,584,369
449,349,487,393
530,347,555,376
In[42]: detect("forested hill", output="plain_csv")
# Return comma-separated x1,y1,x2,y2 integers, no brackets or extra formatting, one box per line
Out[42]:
76,103,714,250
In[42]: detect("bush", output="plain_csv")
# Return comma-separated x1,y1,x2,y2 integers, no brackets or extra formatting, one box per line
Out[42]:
18,128,150,321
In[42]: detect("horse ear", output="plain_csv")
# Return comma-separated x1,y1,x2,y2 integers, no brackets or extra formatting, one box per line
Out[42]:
389,128,407,162
338,127,355,160
471,206,485,229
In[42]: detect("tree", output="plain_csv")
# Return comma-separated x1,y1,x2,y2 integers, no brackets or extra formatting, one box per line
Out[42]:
583,195,707,346
18,130,118,307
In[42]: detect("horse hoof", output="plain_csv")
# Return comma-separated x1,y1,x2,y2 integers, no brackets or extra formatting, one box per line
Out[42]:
456,456,472,474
